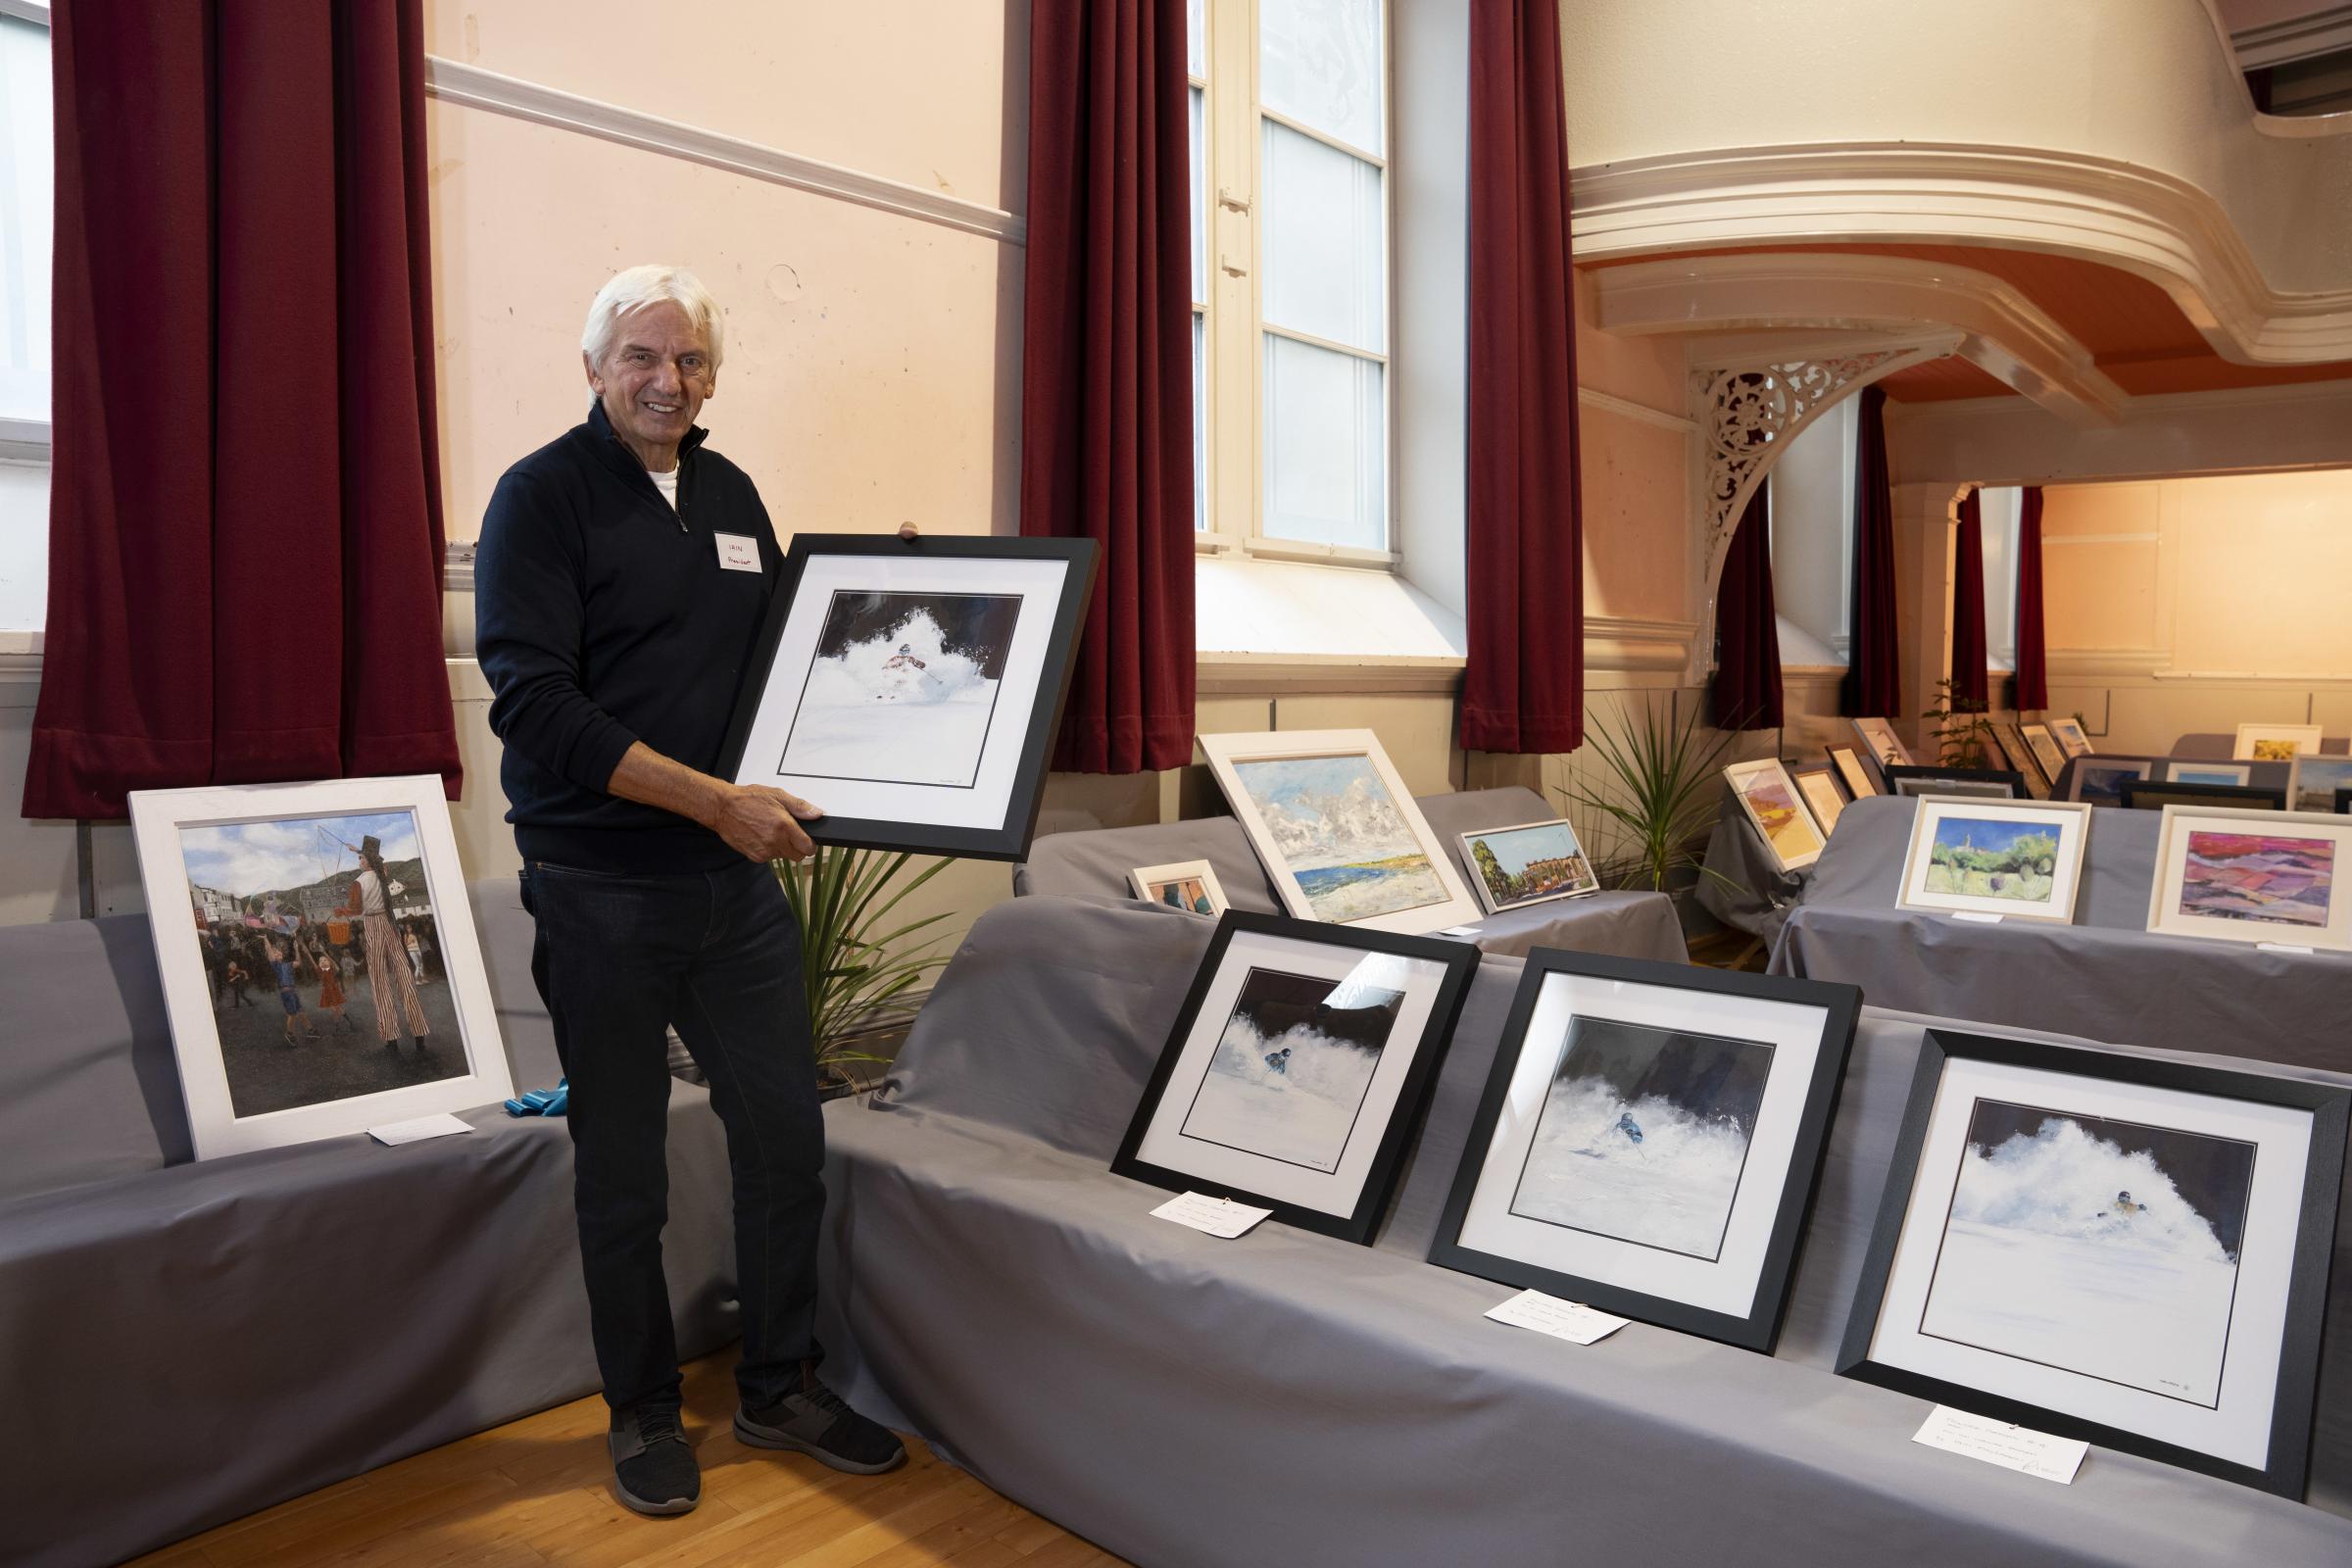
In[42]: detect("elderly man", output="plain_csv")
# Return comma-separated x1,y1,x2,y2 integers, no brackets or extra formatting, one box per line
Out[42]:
476,265,903,1517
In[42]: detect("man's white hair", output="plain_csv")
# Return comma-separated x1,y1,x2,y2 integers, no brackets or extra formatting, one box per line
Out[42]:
581,264,725,369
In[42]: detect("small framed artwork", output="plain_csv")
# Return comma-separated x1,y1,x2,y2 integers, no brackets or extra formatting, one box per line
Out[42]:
2065,758,2155,807
1111,911,1480,1244
1792,767,1848,836
1130,859,1230,916
1457,819,1600,915
1200,729,1484,934
714,534,1099,861
2047,716,2093,759
2340,790,2352,815
1723,758,1827,874
2283,755,2352,815
1838,1029,2347,1496
127,777,515,1161
1883,765,2024,803
2166,761,2252,788
2145,805,2352,953
2232,723,2324,762
2019,722,2069,785
1430,951,1861,1352
2119,780,2285,813
1988,725,2050,800
1851,717,1912,779
1895,797,2093,925
1826,745,1880,801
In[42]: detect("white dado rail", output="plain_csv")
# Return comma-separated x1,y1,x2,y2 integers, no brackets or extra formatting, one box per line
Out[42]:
1562,0,2352,368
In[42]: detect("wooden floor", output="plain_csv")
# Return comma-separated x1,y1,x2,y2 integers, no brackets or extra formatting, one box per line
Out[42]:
124,1353,1131,1568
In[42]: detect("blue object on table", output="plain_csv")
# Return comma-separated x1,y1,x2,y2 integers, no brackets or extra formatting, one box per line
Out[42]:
503,1079,568,1117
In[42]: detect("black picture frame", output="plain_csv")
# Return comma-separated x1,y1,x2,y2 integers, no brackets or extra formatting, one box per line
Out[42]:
1838,1029,2348,1498
2337,787,2352,815
1882,764,2025,801
1428,951,1861,1352
713,533,1100,861
2119,779,2286,812
1110,910,1480,1245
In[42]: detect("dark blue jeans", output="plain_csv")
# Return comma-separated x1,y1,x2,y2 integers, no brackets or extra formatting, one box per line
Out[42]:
521,858,823,1413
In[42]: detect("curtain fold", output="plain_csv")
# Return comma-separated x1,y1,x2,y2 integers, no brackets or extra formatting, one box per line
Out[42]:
1018,0,1196,774
1950,487,1989,708
24,0,458,821
1711,480,1783,730
1842,385,1902,717
1460,0,1584,755
2013,484,2049,711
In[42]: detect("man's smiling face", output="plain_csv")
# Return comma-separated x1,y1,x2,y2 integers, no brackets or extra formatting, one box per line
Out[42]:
585,300,715,468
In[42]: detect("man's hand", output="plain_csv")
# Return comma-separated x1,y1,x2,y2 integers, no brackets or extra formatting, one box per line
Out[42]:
710,784,825,863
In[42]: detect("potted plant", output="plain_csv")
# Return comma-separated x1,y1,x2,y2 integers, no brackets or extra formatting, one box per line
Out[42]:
1921,677,1999,768
774,846,956,1097
1550,695,1741,925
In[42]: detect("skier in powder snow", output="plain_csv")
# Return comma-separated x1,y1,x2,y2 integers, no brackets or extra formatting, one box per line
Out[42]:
882,643,927,673
873,642,936,704
2097,1190,2146,1220
1613,1110,1643,1147
1263,1046,1292,1077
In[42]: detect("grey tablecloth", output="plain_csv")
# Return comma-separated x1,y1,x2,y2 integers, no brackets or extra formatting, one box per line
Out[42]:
1015,785,1688,964
2171,733,2348,760
1771,796,2352,1068
1696,778,1810,943
810,895,2352,1567
0,883,740,1568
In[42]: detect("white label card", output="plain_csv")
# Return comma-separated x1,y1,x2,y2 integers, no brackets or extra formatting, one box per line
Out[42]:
1437,925,1483,939
1483,1289,1630,1346
1912,1406,2087,1485
1950,911,2004,924
368,1111,475,1147
2257,943,2316,956
714,533,762,573
1152,1191,1273,1240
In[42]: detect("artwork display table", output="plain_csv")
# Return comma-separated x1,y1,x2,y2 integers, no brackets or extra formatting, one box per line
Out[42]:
2171,733,2349,760
1015,785,1688,963
811,896,2352,1567
1696,778,1810,945
0,883,740,1568
1770,797,2351,1068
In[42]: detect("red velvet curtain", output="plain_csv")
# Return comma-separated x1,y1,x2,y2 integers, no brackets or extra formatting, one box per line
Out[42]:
2013,485,2049,711
1950,487,1989,708
1019,0,1196,773
1711,480,1783,729
1460,0,1584,755
1842,385,1901,717
24,1,457,821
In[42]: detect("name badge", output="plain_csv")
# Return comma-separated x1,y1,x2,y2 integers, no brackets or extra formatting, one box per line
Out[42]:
714,533,762,573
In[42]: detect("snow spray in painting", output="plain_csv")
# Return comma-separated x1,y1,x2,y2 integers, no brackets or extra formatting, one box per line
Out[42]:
779,591,1022,788
1921,1101,2255,1406
1232,755,1446,923
1509,1015,1775,1261
1180,965,1404,1173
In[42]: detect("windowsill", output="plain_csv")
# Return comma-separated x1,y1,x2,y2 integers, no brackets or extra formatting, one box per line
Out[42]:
1196,554,1466,667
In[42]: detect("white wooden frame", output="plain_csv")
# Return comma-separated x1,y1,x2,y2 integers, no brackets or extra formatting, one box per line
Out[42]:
1724,757,1828,874
1199,727,1481,934
2146,805,2352,954
1895,798,2093,925
1456,818,1600,915
127,776,514,1160
1793,767,1848,836
2233,723,2325,761
2047,716,2093,759
1129,858,1232,916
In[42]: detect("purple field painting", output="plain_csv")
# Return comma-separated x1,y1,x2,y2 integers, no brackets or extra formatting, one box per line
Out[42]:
2179,831,2333,928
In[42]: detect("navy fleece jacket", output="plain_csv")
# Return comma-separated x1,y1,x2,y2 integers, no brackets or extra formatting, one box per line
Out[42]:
475,401,782,873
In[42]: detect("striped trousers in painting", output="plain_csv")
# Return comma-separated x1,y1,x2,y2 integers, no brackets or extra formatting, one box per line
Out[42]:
363,911,429,1042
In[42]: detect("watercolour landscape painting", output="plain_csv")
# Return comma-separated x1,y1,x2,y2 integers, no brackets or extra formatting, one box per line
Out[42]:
1179,965,1402,1173
1464,821,1597,911
1509,1016,1774,1261
2286,758,2352,815
778,590,1021,788
1231,755,1447,923
1921,1100,2254,1407
1925,815,2061,906
1738,771,1824,867
2178,830,2334,928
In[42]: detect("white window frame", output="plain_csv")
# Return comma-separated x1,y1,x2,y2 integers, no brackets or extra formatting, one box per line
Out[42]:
0,0,53,652
1194,0,1396,572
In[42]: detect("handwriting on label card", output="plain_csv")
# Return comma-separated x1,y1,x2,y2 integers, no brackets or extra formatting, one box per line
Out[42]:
1152,1191,1272,1239
1483,1289,1629,1346
1913,1406,2087,1485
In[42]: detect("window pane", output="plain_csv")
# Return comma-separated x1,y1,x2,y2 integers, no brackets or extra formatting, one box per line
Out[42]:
1259,0,1383,155
1190,85,1206,304
1187,0,1205,79
1263,334,1384,551
0,17,52,424
1194,311,1207,532
1260,120,1382,354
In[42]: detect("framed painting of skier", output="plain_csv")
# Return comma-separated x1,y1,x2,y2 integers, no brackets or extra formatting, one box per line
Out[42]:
1111,911,1479,1245
1838,1030,2347,1497
715,534,1099,861
1428,951,1860,1352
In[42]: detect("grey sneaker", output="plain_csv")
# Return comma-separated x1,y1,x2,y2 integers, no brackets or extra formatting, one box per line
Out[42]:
734,1374,907,1475
609,1404,700,1516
